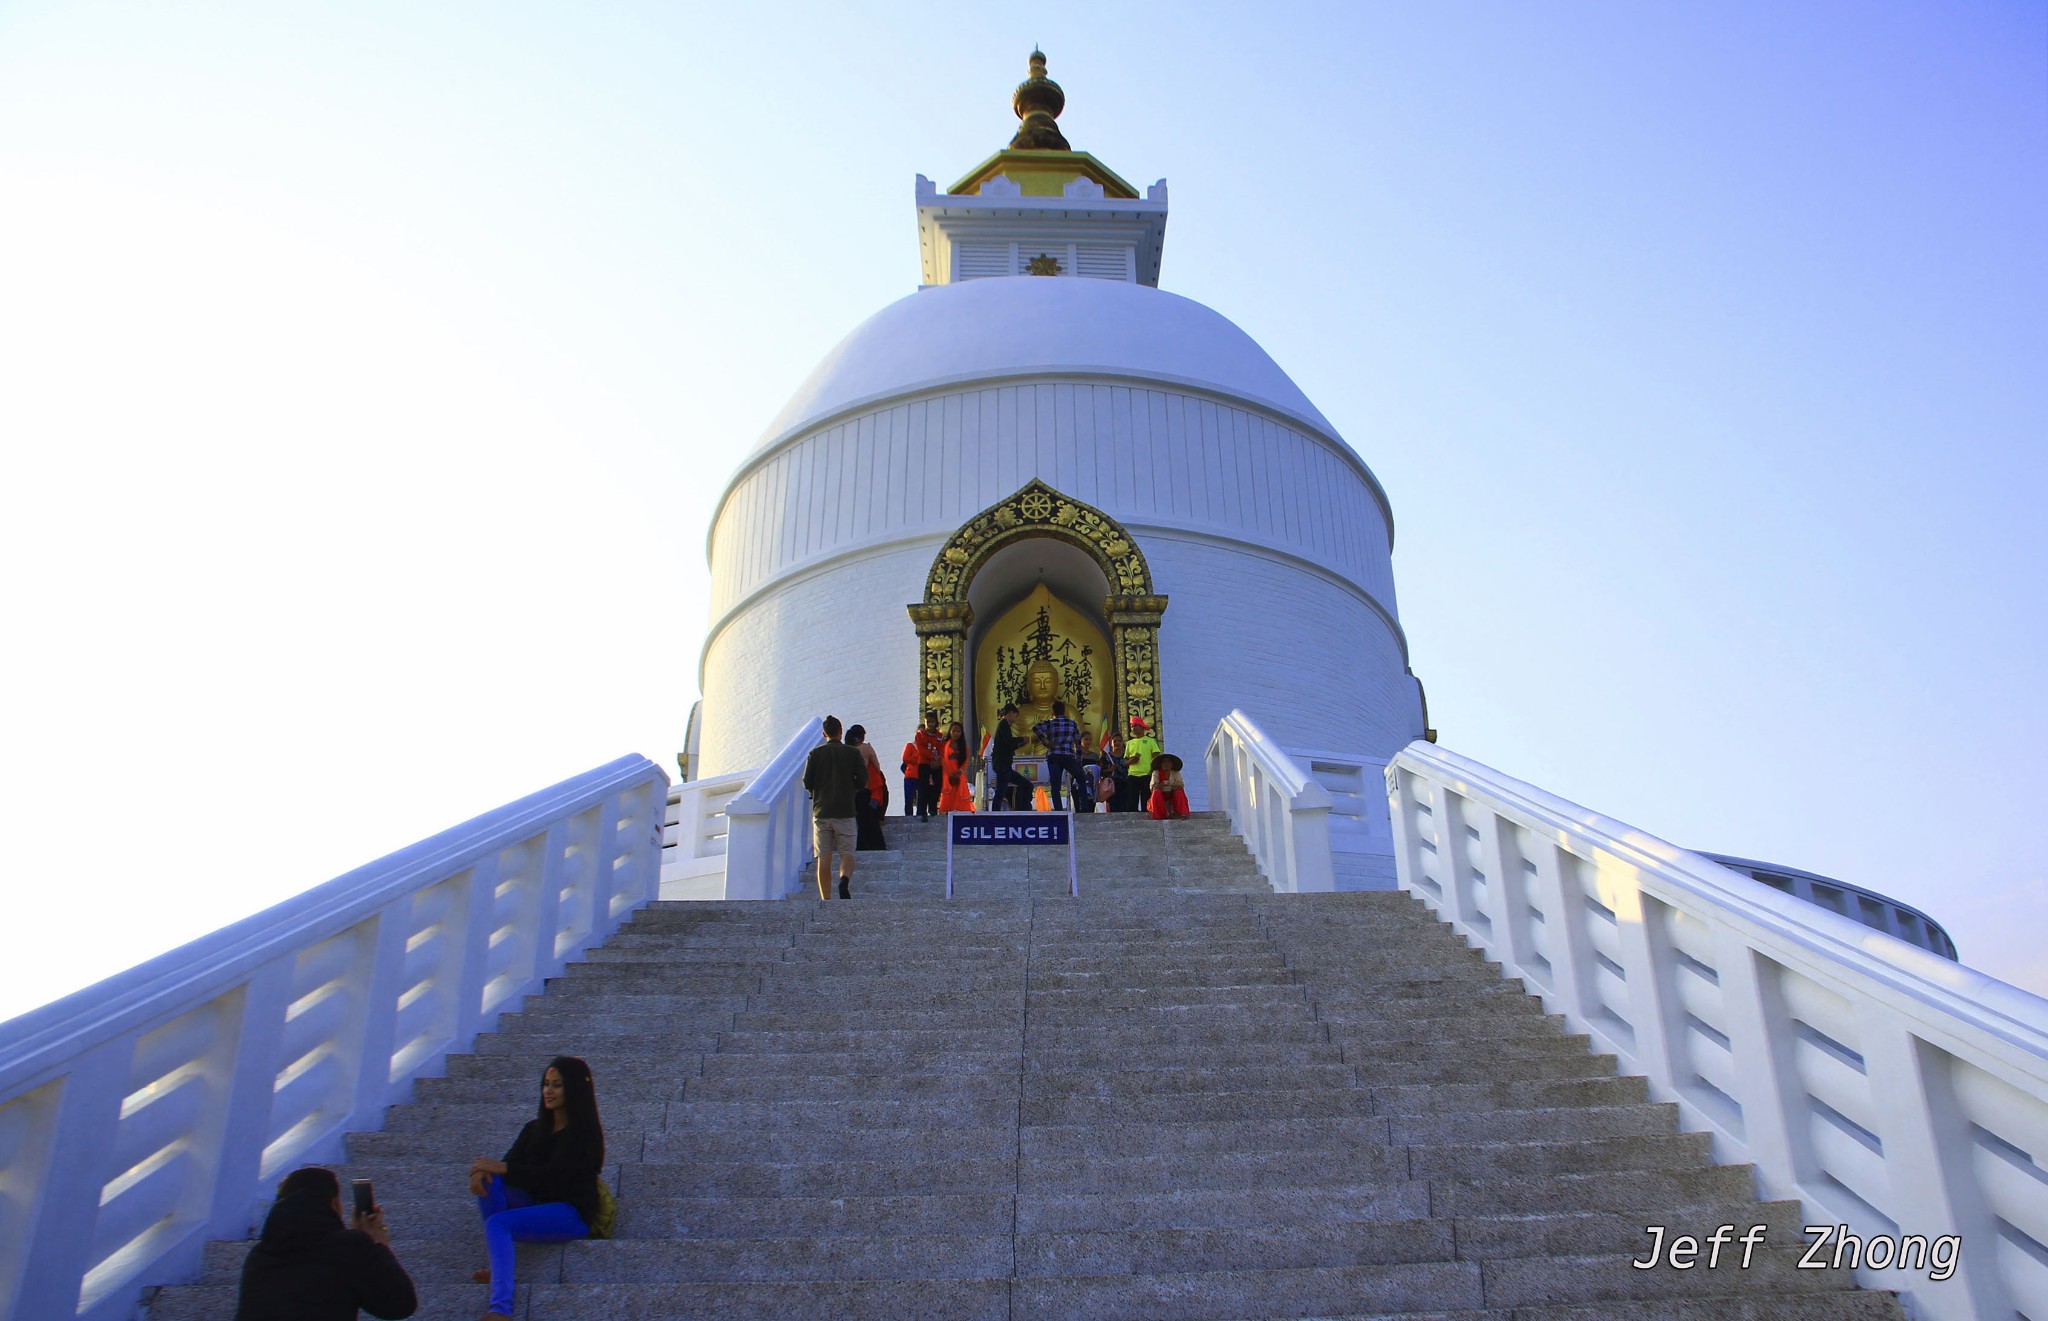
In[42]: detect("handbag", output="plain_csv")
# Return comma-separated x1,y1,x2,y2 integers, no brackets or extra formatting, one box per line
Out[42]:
1094,776,1117,804
589,1177,617,1239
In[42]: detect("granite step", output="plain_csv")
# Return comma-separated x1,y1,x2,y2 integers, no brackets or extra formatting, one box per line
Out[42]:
529,1278,1013,1319
626,1155,1016,1198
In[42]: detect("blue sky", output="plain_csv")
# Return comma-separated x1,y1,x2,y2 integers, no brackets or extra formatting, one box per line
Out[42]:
2,2,2042,1017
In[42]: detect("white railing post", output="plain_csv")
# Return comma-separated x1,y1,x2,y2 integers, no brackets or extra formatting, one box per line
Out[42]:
533,821,571,979
1603,858,1681,1096
1854,1007,2006,1319
1283,780,1335,893
723,717,824,902
9,1043,126,1320
349,910,409,1120
1711,931,1804,1190
1526,840,1593,1023
1430,781,1475,931
1476,812,1534,973
206,962,291,1231
1204,711,1335,894
1384,764,1432,903
0,1080,61,1316
453,853,501,1045
724,794,774,901
588,797,623,935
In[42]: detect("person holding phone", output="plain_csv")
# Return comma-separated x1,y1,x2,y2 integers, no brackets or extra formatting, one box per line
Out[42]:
468,1055,605,1321
233,1166,416,1320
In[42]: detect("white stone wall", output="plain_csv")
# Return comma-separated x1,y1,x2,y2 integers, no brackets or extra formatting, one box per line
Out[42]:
1146,533,1424,805
708,380,1399,627
699,541,934,777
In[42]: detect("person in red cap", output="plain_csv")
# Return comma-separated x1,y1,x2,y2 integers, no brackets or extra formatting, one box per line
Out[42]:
1122,715,1161,814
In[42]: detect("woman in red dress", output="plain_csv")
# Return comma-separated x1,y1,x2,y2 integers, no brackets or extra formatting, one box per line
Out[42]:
1147,752,1191,821
936,721,976,813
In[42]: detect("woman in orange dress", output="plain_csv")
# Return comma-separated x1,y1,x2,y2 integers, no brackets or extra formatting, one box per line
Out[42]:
936,721,976,813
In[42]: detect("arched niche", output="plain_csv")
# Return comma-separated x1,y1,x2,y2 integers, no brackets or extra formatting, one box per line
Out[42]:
908,479,1166,745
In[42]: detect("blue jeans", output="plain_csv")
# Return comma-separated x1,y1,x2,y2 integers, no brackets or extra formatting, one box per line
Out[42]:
1045,754,1081,810
476,1175,588,1314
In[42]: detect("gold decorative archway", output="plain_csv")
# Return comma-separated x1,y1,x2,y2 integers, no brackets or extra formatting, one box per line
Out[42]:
908,479,1167,742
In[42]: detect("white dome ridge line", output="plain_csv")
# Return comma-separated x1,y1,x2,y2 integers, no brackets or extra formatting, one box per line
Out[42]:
693,517,1414,690
704,369,1397,564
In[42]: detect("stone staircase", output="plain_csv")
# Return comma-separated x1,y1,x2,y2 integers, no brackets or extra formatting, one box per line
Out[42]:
148,811,1903,1319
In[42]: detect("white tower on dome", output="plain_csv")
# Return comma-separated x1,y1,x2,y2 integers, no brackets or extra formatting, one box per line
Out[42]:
697,51,1426,834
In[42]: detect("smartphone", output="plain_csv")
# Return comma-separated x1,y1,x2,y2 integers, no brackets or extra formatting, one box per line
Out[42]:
351,1179,374,1217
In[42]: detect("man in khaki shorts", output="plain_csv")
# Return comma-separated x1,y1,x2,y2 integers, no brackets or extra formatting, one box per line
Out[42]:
803,715,868,900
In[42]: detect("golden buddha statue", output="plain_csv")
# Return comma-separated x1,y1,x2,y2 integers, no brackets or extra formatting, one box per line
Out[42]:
1014,658,1064,756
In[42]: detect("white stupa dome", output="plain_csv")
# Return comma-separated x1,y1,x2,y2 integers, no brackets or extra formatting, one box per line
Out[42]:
749,277,1340,462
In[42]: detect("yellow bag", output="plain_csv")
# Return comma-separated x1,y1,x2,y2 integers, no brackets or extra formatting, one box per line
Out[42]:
588,1178,617,1240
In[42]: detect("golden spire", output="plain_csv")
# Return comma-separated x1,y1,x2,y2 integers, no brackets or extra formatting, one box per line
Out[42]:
1009,48,1070,151
945,47,1137,199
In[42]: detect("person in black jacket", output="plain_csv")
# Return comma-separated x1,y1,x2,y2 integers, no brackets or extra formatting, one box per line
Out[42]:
987,703,1023,811
467,1055,604,1321
233,1166,416,1321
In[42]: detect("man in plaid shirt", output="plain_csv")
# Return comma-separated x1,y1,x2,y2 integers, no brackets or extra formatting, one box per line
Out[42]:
1033,700,1083,812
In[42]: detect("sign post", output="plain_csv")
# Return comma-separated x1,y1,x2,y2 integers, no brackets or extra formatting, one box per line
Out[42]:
945,811,1077,899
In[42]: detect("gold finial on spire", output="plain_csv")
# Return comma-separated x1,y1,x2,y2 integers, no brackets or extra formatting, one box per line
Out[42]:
1009,48,1070,151
946,47,1137,198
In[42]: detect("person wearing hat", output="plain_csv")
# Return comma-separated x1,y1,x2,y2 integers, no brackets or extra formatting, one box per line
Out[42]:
1147,752,1191,821
1123,716,1162,814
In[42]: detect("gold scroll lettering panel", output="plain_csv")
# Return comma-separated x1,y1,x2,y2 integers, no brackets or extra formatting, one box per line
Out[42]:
975,582,1113,756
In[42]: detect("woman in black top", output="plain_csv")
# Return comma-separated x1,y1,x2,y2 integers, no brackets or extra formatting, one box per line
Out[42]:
234,1166,416,1321
846,724,889,852
468,1055,604,1321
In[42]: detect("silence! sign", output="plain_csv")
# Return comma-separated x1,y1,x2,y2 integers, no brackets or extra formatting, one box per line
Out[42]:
944,811,1077,898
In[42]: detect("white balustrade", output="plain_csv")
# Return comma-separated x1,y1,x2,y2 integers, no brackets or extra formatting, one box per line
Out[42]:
0,755,669,1321
722,718,824,902
661,770,753,900
1204,710,1336,893
1387,740,2048,1321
